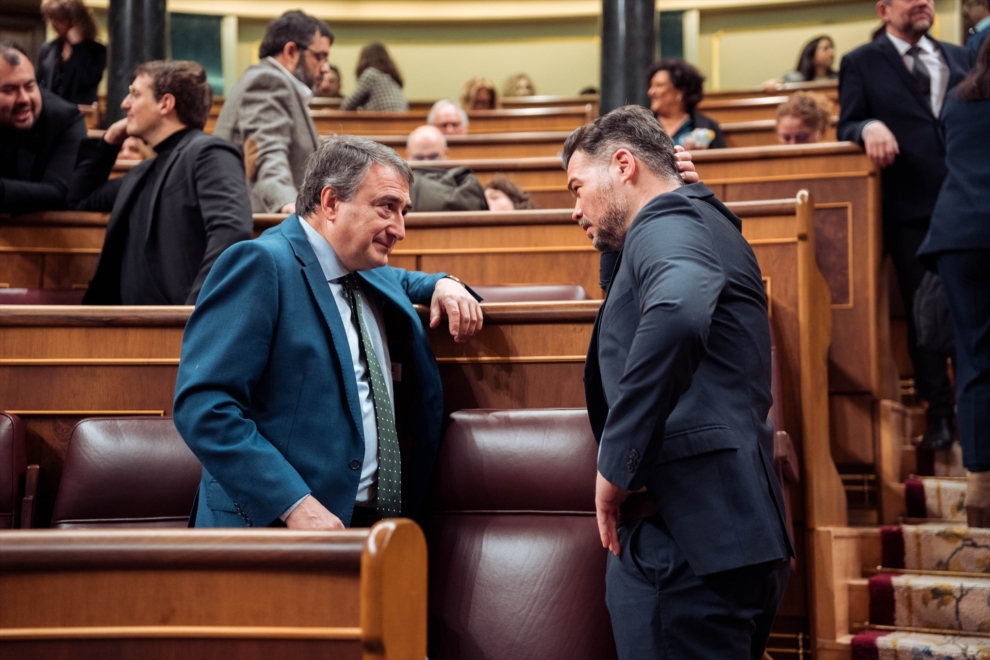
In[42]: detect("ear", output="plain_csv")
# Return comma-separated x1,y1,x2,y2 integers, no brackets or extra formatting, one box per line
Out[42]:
876,1,889,20
158,92,176,117
282,40,300,63
319,186,340,222
611,148,637,185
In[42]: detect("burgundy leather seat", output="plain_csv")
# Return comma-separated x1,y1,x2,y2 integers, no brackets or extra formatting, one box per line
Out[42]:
0,288,86,304
471,284,590,303
0,412,26,528
427,409,617,660
51,417,201,529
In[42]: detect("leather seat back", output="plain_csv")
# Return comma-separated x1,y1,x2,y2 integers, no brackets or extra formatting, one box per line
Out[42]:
0,412,26,528
471,284,590,303
428,409,616,660
51,417,201,529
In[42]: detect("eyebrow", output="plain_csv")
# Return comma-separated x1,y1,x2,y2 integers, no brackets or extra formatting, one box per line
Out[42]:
372,193,411,209
566,177,580,194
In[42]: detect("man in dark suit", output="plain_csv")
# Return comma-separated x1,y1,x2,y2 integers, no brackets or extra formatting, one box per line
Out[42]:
563,105,793,659
173,135,482,529
69,60,252,305
838,0,972,450
0,40,86,215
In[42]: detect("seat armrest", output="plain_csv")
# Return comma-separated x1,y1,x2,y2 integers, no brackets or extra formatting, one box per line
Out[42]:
20,465,39,529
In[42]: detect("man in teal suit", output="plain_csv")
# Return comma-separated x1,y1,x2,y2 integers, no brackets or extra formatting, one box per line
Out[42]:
173,135,482,529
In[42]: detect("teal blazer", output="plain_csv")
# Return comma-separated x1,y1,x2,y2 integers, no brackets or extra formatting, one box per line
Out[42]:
173,215,445,527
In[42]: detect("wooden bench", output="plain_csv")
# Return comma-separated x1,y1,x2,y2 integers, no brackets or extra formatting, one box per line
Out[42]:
78,104,99,130
0,521,426,659
366,131,570,160
698,95,838,126
703,79,839,103
722,117,838,149
308,106,594,137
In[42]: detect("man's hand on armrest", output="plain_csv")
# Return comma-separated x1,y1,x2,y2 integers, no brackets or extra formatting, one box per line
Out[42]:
862,121,900,169
674,145,699,184
284,494,345,530
429,276,483,343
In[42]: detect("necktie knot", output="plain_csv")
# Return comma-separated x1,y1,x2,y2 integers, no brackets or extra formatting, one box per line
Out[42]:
908,45,920,57
339,273,359,291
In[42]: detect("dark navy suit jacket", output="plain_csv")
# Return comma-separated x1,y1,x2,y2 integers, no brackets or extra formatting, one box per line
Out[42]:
173,215,446,527
838,34,971,225
918,94,990,264
585,183,793,576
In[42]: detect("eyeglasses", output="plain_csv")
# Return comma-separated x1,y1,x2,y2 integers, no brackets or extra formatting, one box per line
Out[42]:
304,47,329,63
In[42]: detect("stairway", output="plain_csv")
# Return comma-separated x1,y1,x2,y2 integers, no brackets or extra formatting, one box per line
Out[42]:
847,437,989,657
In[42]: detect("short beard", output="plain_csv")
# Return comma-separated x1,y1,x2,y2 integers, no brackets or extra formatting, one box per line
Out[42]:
294,59,315,88
591,180,630,253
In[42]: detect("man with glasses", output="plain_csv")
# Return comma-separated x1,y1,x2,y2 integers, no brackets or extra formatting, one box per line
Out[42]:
214,10,332,214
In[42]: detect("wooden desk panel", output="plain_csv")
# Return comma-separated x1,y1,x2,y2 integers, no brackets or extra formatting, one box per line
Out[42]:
0,522,426,660
366,131,570,160
310,107,592,136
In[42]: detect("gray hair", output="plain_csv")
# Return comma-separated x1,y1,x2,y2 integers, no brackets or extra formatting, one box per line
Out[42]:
561,105,680,183
0,40,27,67
426,99,469,130
296,135,413,217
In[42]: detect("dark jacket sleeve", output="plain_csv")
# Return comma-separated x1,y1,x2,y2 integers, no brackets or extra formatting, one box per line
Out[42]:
0,108,86,214
67,138,123,212
185,141,254,304
837,51,873,144
597,200,726,490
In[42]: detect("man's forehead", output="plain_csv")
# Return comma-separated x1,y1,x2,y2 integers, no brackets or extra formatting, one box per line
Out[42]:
0,59,35,84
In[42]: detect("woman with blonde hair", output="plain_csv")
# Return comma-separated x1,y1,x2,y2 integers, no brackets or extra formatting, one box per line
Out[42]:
341,42,407,112
38,0,106,104
503,73,535,97
461,76,498,110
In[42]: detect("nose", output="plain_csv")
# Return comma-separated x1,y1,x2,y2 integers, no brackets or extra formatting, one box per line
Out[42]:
388,213,406,242
15,86,30,105
572,204,583,224
120,95,131,110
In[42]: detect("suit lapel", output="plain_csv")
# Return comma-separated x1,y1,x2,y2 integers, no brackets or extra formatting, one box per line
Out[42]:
282,217,366,438
876,36,933,113
145,131,195,243
263,59,320,149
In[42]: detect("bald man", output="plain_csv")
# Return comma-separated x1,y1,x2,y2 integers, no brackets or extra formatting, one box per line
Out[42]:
405,124,486,212
406,125,449,161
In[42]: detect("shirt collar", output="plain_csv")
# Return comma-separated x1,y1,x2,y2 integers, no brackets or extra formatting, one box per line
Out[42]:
298,215,351,282
265,56,314,105
886,31,935,55
976,16,990,32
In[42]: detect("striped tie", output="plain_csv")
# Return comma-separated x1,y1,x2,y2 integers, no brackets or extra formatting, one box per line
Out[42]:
340,274,401,518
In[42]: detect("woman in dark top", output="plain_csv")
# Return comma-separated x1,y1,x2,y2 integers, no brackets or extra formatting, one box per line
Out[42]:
917,37,990,527
38,0,107,105
646,59,725,150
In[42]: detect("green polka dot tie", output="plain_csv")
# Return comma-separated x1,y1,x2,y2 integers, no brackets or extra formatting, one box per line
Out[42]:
340,274,402,518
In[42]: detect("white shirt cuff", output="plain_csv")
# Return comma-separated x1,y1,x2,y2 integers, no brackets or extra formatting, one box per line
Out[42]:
279,494,310,522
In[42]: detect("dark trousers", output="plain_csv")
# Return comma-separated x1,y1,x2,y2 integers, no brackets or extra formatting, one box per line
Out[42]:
937,250,990,472
886,222,954,418
605,516,790,660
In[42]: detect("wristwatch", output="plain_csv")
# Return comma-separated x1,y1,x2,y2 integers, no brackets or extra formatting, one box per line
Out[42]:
442,274,467,288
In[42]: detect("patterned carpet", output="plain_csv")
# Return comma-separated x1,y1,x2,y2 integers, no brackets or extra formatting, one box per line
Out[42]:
905,477,968,521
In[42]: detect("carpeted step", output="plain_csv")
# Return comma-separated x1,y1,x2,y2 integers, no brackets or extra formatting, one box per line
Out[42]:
915,443,966,478
851,630,990,659
868,573,990,633
905,477,968,521
880,524,990,573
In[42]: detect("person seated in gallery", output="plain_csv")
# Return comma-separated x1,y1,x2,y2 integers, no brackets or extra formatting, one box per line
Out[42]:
461,76,498,110
314,64,343,98
762,35,838,92
427,99,468,135
405,124,486,212
503,72,536,97
68,60,252,305
0,40,86,215
340,42,408,112
646,59,726,150
115,135,154,162
484,174,536,211
776,91,831,144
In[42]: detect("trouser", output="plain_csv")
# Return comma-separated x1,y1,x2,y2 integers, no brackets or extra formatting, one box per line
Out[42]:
886,222,954,418
605,516,790,660
936,250,990,472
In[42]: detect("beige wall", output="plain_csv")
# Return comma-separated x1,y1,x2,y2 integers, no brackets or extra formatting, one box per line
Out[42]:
697,0,963,90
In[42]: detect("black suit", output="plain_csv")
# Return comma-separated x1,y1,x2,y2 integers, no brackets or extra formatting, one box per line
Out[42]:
37,39,107,106
838,34,971,420
0,89,86,215
70,130,253,305
587,183,792,659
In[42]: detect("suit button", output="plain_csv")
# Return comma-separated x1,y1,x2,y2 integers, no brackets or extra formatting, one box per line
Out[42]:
349,460,361,470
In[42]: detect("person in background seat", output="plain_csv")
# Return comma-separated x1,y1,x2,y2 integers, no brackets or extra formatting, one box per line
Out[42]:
341,43,407,112
484,175,536,211
0,40,85,215
762,35,838,92
647,59,725,150
503,73,536,97
68,60,252,305
461,76,498,110
776,92,832,144
37,0,106,106
405,125,487,212
427,99,468,135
